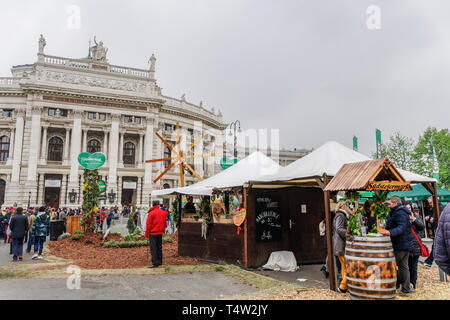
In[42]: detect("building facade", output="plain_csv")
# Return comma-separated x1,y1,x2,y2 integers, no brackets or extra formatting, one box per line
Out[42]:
0,36,227,209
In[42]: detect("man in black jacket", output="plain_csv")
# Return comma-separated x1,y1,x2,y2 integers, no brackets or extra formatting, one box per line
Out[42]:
380,196,413,294
9,207,28,262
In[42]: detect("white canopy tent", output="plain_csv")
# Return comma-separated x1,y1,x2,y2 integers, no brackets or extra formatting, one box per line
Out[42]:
151,151,281,197
251,141,436,186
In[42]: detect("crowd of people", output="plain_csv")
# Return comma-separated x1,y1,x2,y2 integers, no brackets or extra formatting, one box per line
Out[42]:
331,195,450,295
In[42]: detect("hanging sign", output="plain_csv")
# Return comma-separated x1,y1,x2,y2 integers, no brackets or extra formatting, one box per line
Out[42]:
366,180,411,191
45,179,61,188
255,195,281,242
233,209,246,235
78,152,106,170
123,181,137,189
97,180,106,193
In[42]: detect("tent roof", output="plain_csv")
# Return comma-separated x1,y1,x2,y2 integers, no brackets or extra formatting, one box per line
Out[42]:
251,141,436,185
152,151,281,197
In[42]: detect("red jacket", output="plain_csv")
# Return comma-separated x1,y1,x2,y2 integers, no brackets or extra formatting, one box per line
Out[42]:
145,205,168,237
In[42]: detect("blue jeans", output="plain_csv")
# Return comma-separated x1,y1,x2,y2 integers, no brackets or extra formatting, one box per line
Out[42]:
26,232,34,253
11,237,24,260
34,236,46,255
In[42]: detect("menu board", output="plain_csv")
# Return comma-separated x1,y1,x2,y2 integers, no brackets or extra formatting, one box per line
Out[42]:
255,195,281,242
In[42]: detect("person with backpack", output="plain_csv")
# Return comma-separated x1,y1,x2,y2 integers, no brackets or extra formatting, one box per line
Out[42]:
405,202,425,292
32,207,49,260
9,207,28,262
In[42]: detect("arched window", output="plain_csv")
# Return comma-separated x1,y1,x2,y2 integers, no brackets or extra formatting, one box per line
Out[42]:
48,136,63,161
0,136,10,162
123,142,135,164
87,139,101,154
164,146,171,168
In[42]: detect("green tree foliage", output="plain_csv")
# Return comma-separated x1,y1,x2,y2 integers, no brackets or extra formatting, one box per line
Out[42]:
411,127,449,188
372,132,415,170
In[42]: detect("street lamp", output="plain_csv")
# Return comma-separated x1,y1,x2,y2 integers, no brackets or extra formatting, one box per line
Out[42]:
228,120,242,159
69,189,77,203
107,189,116,204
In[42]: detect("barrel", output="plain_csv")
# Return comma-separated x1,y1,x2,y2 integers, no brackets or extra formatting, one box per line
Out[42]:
344,236,397,300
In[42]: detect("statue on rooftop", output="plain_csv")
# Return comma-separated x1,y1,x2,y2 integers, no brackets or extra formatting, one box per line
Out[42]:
38,34,46,54
91,36,108,62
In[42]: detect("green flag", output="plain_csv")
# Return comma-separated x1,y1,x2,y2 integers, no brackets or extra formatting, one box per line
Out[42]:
430,135,439,184
376,129,382,158
353,136,358,151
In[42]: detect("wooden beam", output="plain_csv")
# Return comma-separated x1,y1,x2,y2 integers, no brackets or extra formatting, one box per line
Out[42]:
145,157,177,163
182,160,203,181
153,161,176,183
432,182,440,222
315,177,324,189
323,174,336,291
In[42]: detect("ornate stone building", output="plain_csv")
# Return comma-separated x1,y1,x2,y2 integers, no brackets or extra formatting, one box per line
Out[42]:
0,36,227,208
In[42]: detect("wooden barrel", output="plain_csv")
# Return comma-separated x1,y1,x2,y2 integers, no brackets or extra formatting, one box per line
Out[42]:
344,236,397,300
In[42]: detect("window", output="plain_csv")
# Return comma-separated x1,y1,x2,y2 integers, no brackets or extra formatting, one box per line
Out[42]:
99,113,106,121
48,137,63,161
59,109,68,117
187,128,194,136
164,146,171,168
48,108,56,116
135,117,141,124
0,136,10,161
123,142,135,164
88,112,97,120
124,116,133,123
2,110,13,117
165,123,175,131
87,139,101,154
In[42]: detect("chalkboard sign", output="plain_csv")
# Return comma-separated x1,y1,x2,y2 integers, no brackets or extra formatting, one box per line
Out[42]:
255,195,281,242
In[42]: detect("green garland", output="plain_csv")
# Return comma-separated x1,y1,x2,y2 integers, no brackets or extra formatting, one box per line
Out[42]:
81,169,101,232
369,191,390,221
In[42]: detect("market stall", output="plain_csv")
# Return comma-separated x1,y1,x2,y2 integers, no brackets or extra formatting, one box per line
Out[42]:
249,141,439,291
323,158,412,300
151,151,281,264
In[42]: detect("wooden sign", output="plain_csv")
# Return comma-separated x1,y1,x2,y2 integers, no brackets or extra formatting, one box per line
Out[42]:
233,209,246,227
255,195,281,242
366,180,411,191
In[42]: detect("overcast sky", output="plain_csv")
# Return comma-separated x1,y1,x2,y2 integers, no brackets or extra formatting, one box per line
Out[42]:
1,0,449,156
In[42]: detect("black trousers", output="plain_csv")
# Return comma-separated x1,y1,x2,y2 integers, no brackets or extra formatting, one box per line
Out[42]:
394,250,410,291
149,234,163,266
408,254,419,288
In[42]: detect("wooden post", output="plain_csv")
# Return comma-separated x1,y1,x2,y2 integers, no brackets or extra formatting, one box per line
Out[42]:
323,175,336,291
432,182,440,222
244,187,248,268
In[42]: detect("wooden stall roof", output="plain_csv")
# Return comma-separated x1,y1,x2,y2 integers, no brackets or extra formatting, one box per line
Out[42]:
323,158,412,192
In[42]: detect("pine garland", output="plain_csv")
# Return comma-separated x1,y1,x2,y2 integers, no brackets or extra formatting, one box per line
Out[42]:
81,169,101,232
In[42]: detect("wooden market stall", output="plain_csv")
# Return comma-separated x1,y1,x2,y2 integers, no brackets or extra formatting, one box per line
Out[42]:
323,158,412,299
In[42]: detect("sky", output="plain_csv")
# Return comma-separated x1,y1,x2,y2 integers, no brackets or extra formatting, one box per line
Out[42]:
0,0,449,157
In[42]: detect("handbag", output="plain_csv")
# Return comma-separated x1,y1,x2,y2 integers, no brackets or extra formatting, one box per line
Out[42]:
411,227,430,257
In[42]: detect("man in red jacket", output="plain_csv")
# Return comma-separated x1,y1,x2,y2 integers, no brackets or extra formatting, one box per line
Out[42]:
145,200,168,268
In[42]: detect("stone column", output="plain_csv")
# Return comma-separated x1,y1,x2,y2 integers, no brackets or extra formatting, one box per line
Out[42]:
108,114,120,199
64,128,70,165
26,105,42,206
194,123,204,178
60,174,67,207
103,130,108,160
38,174,45,205
82,129,88,152
10,108,25,182
40,125,48,164
118,131,124,167
117,175,122,205
5,108,26,206
138,133,143,168
214,129,224,175
67,110,83,207
143,117,154,198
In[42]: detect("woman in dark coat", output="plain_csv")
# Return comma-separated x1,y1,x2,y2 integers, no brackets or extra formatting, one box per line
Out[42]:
332,201,351,293
405,202,425,291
